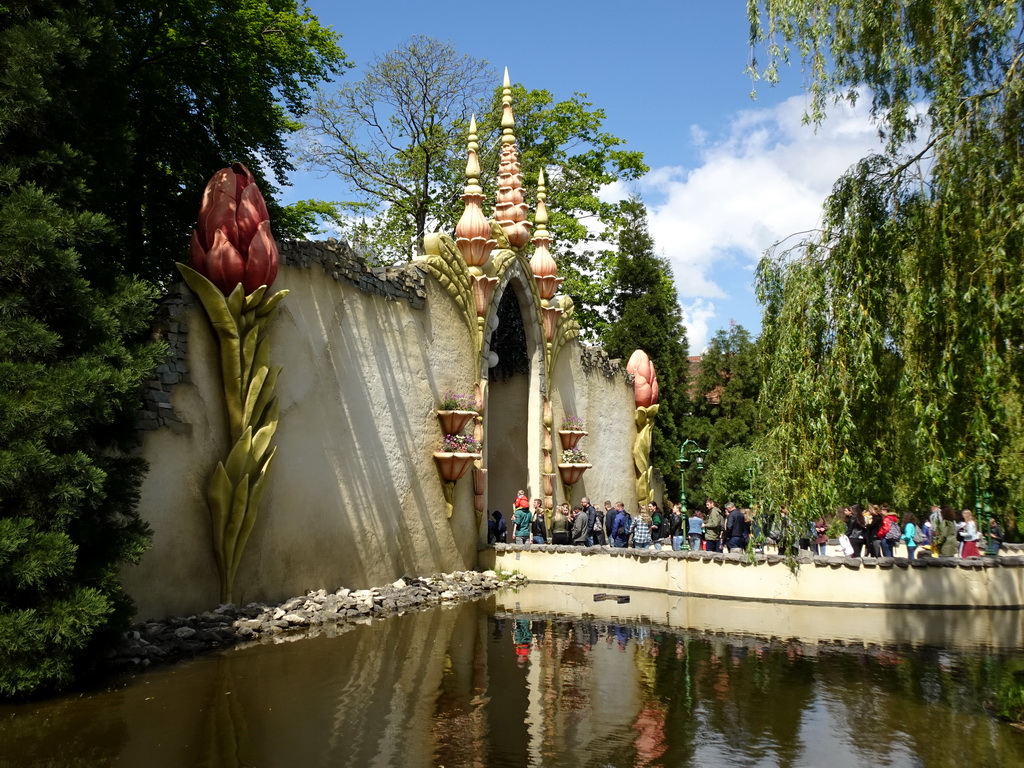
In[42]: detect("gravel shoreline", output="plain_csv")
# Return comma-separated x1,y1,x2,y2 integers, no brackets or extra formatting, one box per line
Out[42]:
108,569,527,670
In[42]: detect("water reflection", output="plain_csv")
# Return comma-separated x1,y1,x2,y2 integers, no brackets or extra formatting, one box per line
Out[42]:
1,587,1023,767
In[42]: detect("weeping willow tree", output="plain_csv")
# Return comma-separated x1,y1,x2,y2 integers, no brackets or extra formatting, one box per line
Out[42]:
749,1,1024,531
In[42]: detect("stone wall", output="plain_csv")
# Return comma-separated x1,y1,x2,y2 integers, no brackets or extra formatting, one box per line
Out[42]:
483,546,1024,609
126,241,638,619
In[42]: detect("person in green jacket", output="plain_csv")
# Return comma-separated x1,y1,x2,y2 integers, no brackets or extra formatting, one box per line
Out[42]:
513,504,532,544
704,498,724,553
932,506,959,557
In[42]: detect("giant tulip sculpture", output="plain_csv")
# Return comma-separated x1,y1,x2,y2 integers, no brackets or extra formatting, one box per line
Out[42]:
626,350,660,506
177,163,287,604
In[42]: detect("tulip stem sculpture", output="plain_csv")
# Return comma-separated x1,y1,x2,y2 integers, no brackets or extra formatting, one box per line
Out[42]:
178,163,287,604
626,350,660,506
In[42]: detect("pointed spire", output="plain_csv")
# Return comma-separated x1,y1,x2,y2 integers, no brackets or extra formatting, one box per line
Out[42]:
531,167,562,309
494,69,531,248
464,114,482,197
455,113,495,273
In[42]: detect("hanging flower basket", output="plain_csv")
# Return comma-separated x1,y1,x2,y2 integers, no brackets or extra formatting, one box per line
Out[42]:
558,429,588,450
557,463,592,487
437,409,477,436
433,452,481,483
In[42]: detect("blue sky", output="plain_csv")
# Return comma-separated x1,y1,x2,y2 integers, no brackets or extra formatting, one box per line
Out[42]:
287,1,886,349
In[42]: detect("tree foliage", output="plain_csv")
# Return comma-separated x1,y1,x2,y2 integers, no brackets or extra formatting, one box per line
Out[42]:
680,324,761,507
0,1,164,697
601,198,689,500
300,36,494,258
301,39,647,336
749,1,1024,532
473,86,649,337
62,0,346,284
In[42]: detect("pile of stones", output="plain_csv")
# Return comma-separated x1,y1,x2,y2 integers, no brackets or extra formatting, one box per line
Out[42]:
108,570,526,671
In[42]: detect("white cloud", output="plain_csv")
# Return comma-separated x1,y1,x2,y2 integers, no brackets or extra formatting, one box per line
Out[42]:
611,93,889,347
681,299,716,353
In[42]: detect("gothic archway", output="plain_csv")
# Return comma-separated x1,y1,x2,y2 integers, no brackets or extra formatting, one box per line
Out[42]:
481,262,544,531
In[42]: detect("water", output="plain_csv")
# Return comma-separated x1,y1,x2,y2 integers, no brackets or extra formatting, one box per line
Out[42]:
2,584,1023,767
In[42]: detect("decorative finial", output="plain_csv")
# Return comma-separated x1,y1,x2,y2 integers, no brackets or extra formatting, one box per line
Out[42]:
494,70,531,248
464,114,481,196
531,166,561,311
534,167,549,239
501,68,516,145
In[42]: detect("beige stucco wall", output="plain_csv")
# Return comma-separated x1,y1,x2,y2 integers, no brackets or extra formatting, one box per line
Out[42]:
484,548,1024,609
127,264,480,618
127,255,642,619
548,349,638,510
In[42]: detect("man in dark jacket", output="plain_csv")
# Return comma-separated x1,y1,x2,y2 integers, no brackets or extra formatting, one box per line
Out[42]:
603,501,616,545
610,502,630,548
571,507,589,545
581,497,598,546
725,502,746,551
488,510,507,544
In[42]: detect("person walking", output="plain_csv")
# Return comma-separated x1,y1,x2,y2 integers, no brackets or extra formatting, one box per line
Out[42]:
668,504,685,551
571,506,588,546
688,509,704,551
988,518,1004,555
814,516,828,556
933,506,958,557
610,502,630,548
901,511,920,559
530,499,547,544
551,504,570,545
880,505,901,557
704,499,724,553
581,497,598,546
513,502,531,545
632,507,652,549
724,502,745,552
960,509,981,557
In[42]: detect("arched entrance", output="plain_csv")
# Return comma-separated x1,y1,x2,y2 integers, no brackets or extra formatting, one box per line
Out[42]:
482,270,543,537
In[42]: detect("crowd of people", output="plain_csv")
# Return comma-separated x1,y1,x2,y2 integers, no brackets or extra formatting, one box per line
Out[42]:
486,492,1008,558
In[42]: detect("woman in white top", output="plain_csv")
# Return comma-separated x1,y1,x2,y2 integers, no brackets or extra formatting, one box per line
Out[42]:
960,509,981,557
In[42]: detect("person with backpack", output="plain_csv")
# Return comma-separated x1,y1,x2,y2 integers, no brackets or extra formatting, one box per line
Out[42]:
610,502,631,548
880,504,901,557
901,511,922,559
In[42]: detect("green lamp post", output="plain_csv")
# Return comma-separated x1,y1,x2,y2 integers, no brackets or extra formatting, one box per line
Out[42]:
677,440,707,510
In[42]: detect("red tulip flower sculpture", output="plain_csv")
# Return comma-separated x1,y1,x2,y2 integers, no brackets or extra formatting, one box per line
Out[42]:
626,350,660,506
177,163,288,604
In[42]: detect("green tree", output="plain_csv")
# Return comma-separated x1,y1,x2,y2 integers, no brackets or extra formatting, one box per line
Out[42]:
680,324,761,507
301,43,647,337
748,1,1024,532
472,85,648,338
71,0,346,284
601,197,689,500
301,36,495,259
0,1,164,697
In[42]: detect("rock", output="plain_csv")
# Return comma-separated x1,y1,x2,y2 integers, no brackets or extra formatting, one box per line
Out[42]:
174,627,196,640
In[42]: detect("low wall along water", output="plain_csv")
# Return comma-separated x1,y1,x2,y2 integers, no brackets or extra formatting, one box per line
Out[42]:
484,545,1024,610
